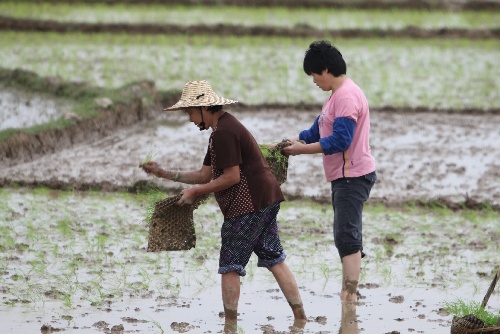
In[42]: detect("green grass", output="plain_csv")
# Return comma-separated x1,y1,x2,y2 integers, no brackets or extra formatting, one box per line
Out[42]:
141,187,168,223
0,3,498,29
1,32,499,110
443,298,500,326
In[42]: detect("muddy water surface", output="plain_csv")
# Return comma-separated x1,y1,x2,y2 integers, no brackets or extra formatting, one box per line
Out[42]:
2,108,500,206
1,106,500,333
0,187,498,333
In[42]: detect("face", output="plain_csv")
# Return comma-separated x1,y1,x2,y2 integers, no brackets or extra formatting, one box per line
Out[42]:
183,107,206,129
311,70,331,91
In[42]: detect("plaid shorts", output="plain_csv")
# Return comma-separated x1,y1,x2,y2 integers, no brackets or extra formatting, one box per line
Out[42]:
218,202,286,276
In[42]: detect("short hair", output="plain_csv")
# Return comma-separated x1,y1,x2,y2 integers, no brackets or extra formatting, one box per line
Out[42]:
206,105,223,113
303,40,346,77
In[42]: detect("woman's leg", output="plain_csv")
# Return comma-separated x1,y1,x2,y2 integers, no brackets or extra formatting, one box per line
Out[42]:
221,271,240,332
340,251,361,303
269,261,307,321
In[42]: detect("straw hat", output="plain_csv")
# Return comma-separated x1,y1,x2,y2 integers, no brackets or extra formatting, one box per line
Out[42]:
164,80,238,111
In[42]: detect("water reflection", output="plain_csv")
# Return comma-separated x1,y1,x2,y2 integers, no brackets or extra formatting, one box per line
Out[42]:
339,302,359,334
223,318,306,333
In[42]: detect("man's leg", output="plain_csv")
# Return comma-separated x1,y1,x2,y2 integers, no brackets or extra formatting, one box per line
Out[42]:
269,261,307,321
221,271,240,332
340,251,361,303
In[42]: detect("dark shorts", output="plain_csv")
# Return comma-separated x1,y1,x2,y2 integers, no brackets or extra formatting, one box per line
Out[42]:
218,202,286,276
331,171,376,260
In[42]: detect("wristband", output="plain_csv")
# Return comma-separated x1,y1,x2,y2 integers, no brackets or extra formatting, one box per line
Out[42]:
173,170,180,182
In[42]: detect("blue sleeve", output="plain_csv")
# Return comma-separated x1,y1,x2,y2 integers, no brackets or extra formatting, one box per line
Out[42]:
319,117,356,155
298,116,320,143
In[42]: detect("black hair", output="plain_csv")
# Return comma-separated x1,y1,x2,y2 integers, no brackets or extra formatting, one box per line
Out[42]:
206,105,223,113
303,40,346,77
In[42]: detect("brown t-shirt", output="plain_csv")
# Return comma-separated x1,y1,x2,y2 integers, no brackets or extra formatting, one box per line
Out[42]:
203,112,284,219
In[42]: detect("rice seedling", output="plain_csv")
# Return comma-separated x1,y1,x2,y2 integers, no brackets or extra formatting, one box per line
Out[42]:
148,316,165,334
1,186,499,334
443,298,500,326
163,276,181,296
139,187,167,224
136,267,152,292
55,218,74,238
318,262,333,287
140,144,160,167
60,291,73,310
259,142,290,185
0,226,16,250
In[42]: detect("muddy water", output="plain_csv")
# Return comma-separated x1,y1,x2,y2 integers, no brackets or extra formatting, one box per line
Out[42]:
2,109,500,206
0,188,498,333
0,89,73,131
1,106,500,333
0,280,466,333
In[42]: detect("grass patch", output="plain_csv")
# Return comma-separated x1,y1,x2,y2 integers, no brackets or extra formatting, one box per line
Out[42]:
443,298,500,326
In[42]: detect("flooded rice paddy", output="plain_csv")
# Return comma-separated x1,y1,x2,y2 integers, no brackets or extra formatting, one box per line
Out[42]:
1,105,499,333
1,188,499,333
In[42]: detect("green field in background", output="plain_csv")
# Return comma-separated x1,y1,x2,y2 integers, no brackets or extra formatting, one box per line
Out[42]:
1,32,498,110
0,3,498,29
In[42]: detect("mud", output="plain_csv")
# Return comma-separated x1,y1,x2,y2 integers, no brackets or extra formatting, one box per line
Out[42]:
2,87,499,332
1,2,499,330
1,16,499,39
2,104,500,208
1,187,498,334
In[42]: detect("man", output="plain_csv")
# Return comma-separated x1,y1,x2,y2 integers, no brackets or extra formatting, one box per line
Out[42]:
141,80,306,332
282,41,376,304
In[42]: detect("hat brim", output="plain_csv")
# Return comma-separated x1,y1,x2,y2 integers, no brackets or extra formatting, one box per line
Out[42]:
164,97,238,111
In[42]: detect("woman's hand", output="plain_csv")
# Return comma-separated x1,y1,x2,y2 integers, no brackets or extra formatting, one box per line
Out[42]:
140,161,173,179
177,188,198,206
281,140,306,156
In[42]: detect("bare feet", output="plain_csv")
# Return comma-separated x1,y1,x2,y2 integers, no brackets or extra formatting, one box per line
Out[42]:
290,319,307,333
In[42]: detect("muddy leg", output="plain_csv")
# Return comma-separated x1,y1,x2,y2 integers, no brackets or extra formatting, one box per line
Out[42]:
221,272,240,333
339,301,358,334
268,262,307,322
340,251,361,303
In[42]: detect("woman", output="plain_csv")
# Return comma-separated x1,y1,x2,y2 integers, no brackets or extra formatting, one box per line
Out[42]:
282,41,377,304
141,80,306,332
